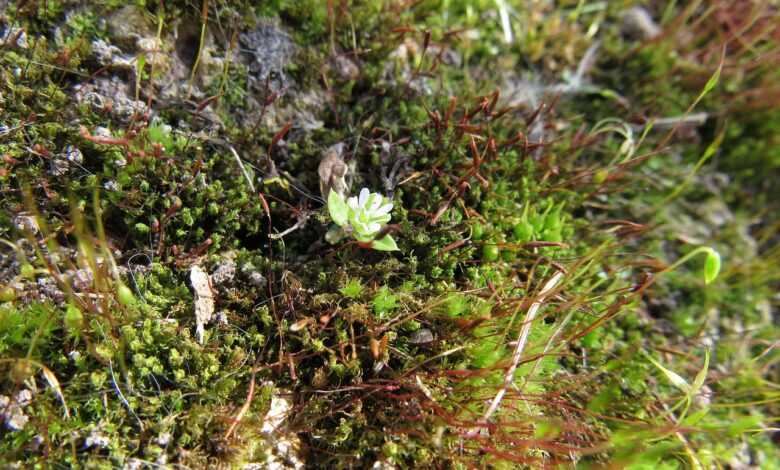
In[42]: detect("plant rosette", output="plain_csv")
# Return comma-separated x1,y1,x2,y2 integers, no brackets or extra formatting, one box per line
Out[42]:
328,188,399,251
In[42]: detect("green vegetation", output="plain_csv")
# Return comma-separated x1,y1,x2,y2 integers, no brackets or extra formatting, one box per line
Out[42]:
1,1,778,468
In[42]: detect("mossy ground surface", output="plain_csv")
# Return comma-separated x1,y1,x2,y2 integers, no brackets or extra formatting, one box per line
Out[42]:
1,1,779,468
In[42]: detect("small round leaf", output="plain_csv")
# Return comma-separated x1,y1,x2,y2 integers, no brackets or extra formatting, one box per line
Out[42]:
703,249,721,284
371,235,399,252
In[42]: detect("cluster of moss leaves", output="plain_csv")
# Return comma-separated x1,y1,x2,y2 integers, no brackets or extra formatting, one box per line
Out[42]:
1,0,779,468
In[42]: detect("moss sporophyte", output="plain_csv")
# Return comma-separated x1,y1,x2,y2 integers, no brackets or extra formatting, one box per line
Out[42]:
327,188,399,251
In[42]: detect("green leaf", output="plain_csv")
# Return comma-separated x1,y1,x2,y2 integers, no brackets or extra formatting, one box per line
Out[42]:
371,235,399,251
691,349,710,397
647,355,690,393
328,190,349,227
700,53,723,99
703,249,721,284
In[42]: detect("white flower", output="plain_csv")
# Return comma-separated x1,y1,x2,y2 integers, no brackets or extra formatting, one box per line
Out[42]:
346,188,393,240
327,188,399,251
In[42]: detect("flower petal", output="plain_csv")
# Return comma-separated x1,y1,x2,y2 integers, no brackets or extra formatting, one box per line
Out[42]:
358,188,369,207
375,203,393,216
347,197,359,211
369,194,382,211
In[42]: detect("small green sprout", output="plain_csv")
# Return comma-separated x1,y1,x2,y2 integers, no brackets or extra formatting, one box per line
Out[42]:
339,278,364,299
327,188,399,251
372,286,398,318
665,246,722,285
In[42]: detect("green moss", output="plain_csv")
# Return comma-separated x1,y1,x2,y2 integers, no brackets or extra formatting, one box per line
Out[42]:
1,0,779,467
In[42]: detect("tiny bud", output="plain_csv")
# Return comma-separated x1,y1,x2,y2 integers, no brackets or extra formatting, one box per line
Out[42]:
117,283,137,307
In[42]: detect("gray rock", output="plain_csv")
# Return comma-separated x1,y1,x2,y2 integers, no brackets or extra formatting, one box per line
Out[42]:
409,328,434,345
37,277,65,303
91,38,132,68
211,260,237,287
241,23,297,98
106,5,153,50
76,77,150,123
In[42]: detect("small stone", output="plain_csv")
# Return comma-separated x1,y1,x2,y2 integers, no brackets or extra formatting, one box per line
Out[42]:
211,260,237,287
28,435,44,451
49,159,69,176
70,268,94,291
409,328,434,345
112,96,149,123
37,277,65,303
94,127,113,138
248,271,267,289
0,24,28,49
51,145,84,175
85,429,111,449
14,390,32,407
13,215,39,234
77,78,149,123
63,145,84,164
621,7,661,40
136,36,167,68
91,38,131,68
123,458,143,470
5,410,28,431
156,432,172,446
242,263,267,288
693,384,713,409
329,55,360,81
260,390,304,469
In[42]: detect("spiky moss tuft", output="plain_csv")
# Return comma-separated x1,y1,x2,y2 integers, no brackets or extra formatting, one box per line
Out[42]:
1,0,779,468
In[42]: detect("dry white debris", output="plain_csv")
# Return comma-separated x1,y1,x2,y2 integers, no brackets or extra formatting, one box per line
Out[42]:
318,143,350,199
190,265,215,344
260,389,304,470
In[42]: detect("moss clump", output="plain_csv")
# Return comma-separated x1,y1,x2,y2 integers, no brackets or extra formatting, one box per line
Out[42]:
1,1,779,468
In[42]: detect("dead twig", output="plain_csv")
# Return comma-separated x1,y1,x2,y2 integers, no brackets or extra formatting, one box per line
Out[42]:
224,367,257,440
470,271,564,434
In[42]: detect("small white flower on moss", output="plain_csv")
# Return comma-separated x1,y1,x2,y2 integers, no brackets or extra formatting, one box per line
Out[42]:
328,188,399,251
